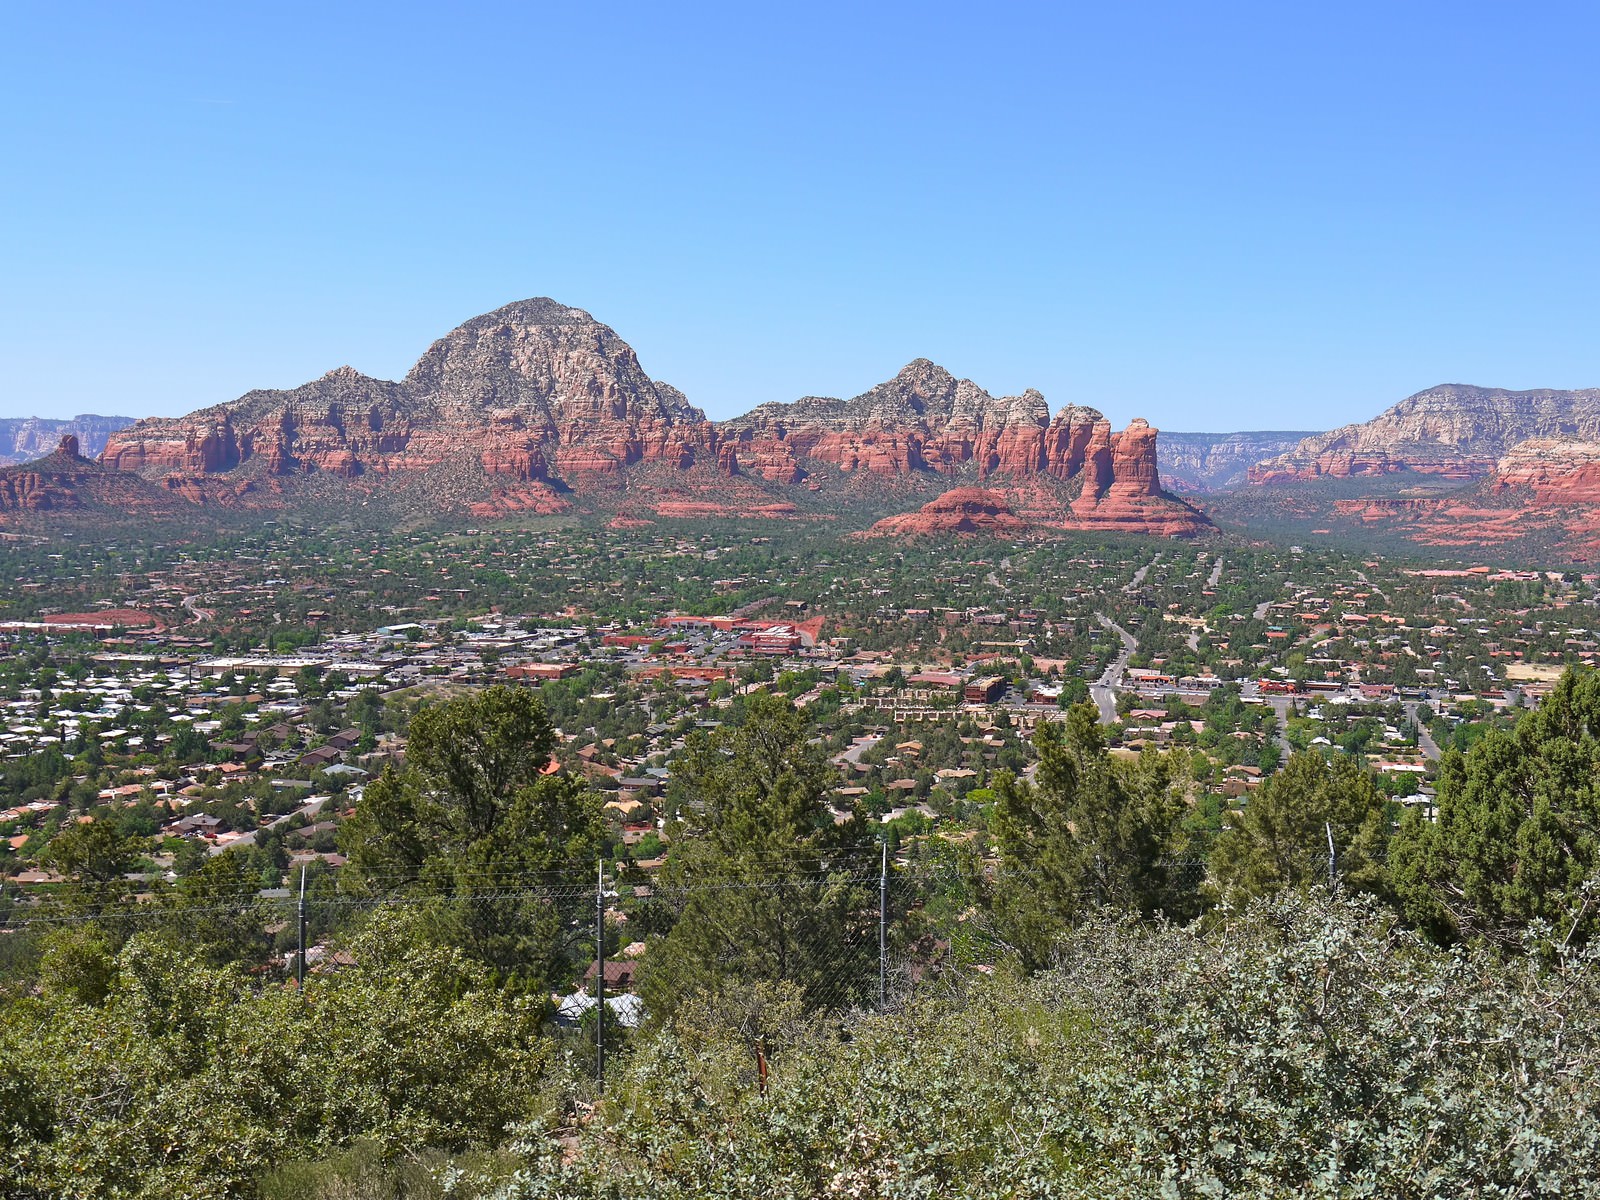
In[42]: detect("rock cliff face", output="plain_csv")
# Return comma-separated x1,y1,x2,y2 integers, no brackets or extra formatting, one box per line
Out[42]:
1158,431,1315,492
0,415,135,466
719,360,1051,481
0,435,191,517
1222,434,1600,559
102,300,718,486
720,363,1208,534
90,298,1208,537
864,487,1030,537
1249,385,1600,484
1491,438,1600,503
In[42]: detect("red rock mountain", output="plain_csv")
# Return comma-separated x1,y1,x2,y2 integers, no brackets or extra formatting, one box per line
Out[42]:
1249,384,1600,484
1313,436,1600,557
0,435,196,517
83,299,1210,536
863,488,1031,538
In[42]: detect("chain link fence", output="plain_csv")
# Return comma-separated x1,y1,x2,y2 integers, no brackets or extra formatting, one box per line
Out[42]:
0,830,1364,1089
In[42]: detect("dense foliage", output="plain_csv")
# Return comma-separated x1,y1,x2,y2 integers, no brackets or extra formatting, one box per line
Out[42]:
506,894,1600,1199
9,649,1600,1194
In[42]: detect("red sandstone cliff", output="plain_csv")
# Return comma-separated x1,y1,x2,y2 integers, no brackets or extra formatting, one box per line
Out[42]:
0,435,196,519
90,299,1208,537
864,488,1031,537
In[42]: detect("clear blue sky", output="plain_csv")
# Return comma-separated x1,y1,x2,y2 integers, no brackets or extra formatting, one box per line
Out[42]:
3,1,1598,431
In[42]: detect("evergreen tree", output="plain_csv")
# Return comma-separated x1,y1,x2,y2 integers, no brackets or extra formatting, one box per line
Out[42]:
1392,668,1600,948
983,703,1187,967
41,817,144,917
641,694,876,1015
1208,750,1393,906
338,686,603,986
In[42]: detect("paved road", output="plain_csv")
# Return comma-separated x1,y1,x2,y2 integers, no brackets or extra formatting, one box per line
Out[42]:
1208,557,1223,589
181,594,216,624
1404,700,1443,762
1124,555,1160,595
1352,568,1386,600
1090,614,1138,725
1266,696,1295,759
834,734,882,767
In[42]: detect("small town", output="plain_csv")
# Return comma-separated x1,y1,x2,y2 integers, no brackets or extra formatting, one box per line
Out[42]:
7,7,1600,1192
4,527,1593,900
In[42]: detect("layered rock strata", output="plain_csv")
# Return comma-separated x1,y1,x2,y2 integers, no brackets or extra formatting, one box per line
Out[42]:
0,415,135,466
1250,385,1600,484
863,487,1031,537
90,299,1208,536
1158,431,1315,492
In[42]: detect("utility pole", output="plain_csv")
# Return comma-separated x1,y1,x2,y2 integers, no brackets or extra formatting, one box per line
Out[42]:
296,864,307,990
879,840,888,1009
595,858,606,1089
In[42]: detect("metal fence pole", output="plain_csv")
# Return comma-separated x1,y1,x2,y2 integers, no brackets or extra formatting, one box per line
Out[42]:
296,864,307,991
879,840,888,1009
595,858,606,1088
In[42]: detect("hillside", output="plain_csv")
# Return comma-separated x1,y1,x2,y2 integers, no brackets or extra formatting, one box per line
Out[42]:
1249,384,1600,483
72,300,1213,538
1157,430,1315,492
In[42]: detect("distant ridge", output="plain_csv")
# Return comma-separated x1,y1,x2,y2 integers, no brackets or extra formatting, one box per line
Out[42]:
0,415,135,466
54,299,1212,538
1249,384,1600,484
1158,431,1316,492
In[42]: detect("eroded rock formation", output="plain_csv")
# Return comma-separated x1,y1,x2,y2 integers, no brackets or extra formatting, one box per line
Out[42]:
87,298,1208,537
1249,385,1600,484
1157,431,1315,492
864,487,1031,537
0,416,135,467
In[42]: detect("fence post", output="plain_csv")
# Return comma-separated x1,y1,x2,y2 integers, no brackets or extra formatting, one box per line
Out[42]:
1325,821,1338,891
296,864,307,991
595,858,606,1089
879,840,888,1009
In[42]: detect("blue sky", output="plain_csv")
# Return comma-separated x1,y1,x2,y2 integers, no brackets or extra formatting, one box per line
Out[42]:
3,2,1598,430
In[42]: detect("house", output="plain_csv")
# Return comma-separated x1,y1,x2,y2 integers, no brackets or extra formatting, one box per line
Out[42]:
299,745,341,769
583,959,638,991
165,813,224,838
506,662,580,681
964,676,1006,704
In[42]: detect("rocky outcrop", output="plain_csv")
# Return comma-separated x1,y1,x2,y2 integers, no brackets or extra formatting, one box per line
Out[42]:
720,360,1053,480
91,298,1207,538
1249,385,1600,484
1491,438,1600,503
102,301,721,489
1158,431,1315,492
1065,418,1211,535
0,415,135,467
1236,435,1600,558
864,487,1031,537
0,436,189,518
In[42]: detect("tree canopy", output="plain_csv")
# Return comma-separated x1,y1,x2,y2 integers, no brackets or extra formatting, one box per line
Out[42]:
1392,668,1600,948
984,703,1189,967
1208,750,1393,906
338,685,603,985
641,693,876,1014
